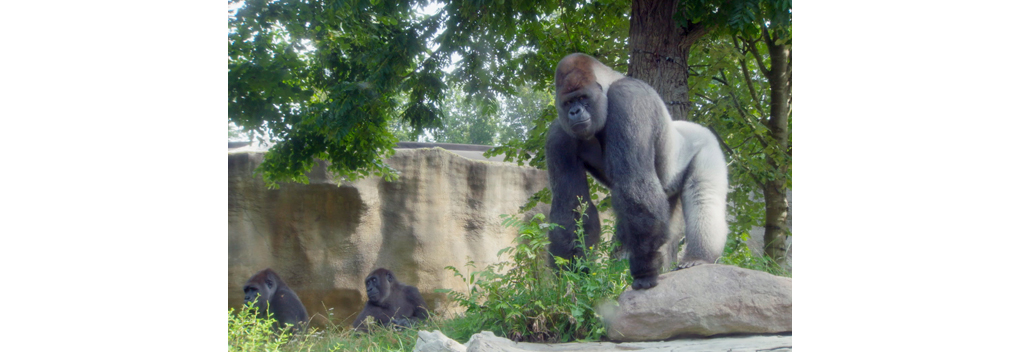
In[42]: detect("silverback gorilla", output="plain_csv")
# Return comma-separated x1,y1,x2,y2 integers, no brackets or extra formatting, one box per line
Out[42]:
243,268,310,332
547,53,729,290
353,268,429,331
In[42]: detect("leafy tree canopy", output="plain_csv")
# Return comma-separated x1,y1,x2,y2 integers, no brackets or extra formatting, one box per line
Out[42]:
229,0,789,189
229,0,635,186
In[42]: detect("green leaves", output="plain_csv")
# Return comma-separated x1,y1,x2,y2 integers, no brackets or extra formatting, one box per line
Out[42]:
440,206,629,342
686,1,792,265
675,0,791,37
230,0,443,186
229,0,641,186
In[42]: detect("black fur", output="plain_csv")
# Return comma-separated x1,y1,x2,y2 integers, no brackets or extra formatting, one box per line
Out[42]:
353,268,429,331
243,268,310,332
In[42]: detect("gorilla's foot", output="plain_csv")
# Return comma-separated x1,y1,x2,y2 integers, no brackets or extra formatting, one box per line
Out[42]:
673,260,709,271
631,275,659,290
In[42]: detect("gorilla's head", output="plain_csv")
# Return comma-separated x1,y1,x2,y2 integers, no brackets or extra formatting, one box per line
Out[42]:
555,54,609,140
365,268,395,305
243,268,281,312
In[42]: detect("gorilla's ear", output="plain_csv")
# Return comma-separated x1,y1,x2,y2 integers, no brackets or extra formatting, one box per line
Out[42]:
595,82,603,92
387,272,395,282
266,279,274,289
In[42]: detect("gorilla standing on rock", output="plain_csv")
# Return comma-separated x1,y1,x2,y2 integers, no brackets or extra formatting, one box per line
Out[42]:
243,268,309,332
546,53,729,290
353,268,429,331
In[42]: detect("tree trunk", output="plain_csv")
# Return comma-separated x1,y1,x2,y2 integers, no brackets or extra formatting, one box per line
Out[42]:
762,29,792,266
624,0,708,271
627,0,707,121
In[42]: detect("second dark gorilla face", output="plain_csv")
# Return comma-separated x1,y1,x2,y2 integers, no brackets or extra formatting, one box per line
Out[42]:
365,269,392,304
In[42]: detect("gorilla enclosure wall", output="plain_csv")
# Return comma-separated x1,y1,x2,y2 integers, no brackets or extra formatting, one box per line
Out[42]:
227,147,551,327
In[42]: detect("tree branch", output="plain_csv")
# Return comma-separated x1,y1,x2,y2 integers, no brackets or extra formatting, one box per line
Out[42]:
746,34,770,78
730,36,765,115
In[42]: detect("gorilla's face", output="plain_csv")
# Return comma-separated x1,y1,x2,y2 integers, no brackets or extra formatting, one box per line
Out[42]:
557,83,607,140
243,277,275,311
365,272,391,304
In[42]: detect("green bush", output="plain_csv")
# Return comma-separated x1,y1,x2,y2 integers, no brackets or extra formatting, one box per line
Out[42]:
228,301,296,352
439,199,631,343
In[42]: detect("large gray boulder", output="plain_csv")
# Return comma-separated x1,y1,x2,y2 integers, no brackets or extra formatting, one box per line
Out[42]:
414,330,468,352
606,264,792,341
413,330,791,352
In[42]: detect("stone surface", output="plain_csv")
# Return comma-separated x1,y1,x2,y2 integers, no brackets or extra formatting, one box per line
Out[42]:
414,330,467,352
606,264,792,341
413,330,791,352
228,147,549,326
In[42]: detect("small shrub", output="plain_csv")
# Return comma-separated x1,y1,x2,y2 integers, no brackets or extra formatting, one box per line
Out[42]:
228,301,294,352
439,198,630,343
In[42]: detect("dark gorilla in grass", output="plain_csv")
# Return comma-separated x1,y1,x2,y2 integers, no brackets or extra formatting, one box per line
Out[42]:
243,268,310,332
353,268,429,331
547,53,729,290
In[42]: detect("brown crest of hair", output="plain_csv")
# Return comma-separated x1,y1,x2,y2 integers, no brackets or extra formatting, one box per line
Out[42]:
555,54,596,95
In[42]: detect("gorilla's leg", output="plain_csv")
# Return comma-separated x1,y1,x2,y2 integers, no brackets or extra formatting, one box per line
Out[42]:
602,80,675,289
611,175,670,288
658,193,684,269
676,131,729,269
545,126,601,266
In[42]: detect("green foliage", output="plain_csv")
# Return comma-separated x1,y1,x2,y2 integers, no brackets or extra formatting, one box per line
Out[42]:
484,100,556,169
228,300,300,352
675,0,791,42
228,0,635,187
428,86,498,145
438,201,630,343
686,5,792,263
494,86,553,146
229,0,447,187
720,231,790,277
228,299,441,352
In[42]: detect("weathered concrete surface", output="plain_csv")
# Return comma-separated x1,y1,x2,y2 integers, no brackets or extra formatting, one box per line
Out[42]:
228,148,548,326
414,330,792,352
606,264,792,341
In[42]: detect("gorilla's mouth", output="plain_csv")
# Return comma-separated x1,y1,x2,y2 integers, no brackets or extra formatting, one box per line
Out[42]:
570,119,591,133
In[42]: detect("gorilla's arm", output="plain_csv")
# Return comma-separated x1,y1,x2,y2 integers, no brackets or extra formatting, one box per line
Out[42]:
352,306,374,330
545,125,602,265
271,287,310,330
404,286,429,320
603,79,672,288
